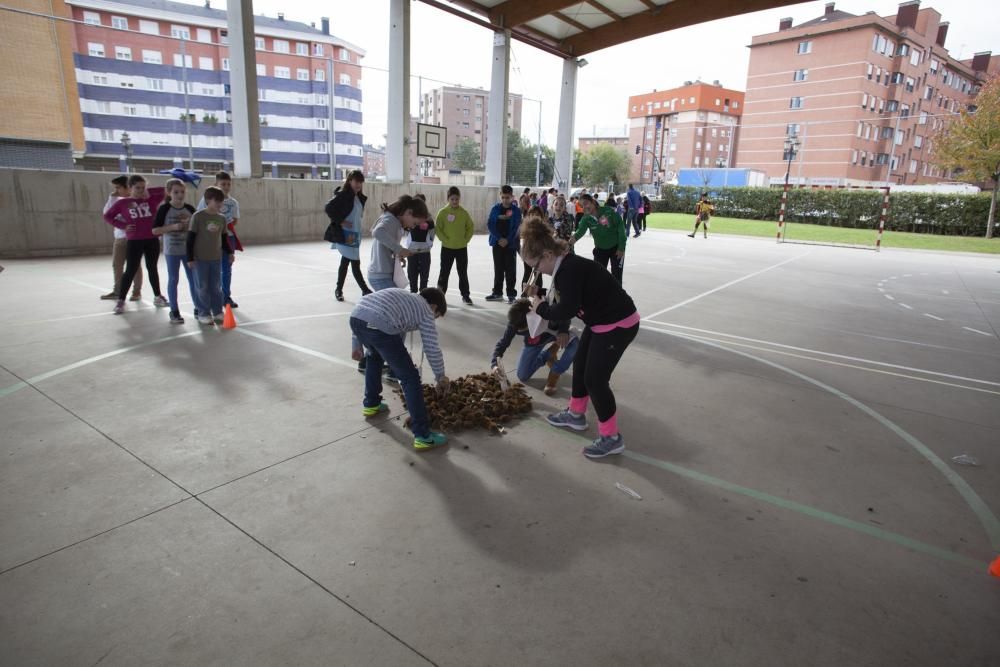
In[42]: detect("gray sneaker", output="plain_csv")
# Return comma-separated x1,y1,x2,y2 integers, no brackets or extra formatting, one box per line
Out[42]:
546,409,588,431
583,434,625,459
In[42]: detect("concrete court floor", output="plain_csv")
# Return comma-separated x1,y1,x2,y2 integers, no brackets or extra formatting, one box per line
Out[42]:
0,229,998,666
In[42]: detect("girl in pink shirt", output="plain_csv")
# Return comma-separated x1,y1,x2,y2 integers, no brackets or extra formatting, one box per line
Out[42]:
103,175,168,314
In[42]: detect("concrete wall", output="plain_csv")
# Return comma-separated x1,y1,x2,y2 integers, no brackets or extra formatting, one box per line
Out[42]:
0,168,500,258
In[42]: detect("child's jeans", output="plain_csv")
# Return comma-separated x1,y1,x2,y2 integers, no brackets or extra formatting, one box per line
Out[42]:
407,253,431,292
368,274,396,291
517,335,578,382
165,253,200,313
194,260,224,315
220,236,234,299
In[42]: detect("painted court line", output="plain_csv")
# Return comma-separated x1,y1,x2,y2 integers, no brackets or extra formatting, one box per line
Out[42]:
885,294,895,301
924,314,944,321
643,321,1000,388
899,303,913,310
963,327,994,337
535,423,983,571
640,326,1000,552
641,253,810,321
234,328,357,370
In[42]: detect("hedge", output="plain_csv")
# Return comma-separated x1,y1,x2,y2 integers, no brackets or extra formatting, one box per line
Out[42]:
653,185,994,236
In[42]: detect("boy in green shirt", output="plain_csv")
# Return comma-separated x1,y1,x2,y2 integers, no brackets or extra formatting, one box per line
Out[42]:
435,186,475,305
186,186,235,325
571,193,626,283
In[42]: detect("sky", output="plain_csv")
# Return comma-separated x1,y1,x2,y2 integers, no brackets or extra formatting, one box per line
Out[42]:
213,0,998,147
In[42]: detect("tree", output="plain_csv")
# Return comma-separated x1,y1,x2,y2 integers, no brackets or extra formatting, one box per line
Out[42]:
933,74,1000,238
578,144,632,190
452,137,483,171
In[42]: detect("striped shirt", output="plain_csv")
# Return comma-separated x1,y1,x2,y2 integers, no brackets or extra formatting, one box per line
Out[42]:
351,288,445,380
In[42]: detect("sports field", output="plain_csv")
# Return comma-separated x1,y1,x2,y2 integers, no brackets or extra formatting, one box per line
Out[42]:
1,231,998,665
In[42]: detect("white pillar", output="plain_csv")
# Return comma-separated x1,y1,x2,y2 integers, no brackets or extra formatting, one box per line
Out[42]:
555,58,579,192
485,30,510,187
386,0,410,183
226,0,261,177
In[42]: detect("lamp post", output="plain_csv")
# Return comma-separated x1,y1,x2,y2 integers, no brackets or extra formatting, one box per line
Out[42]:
776,134,800,243
120,132,133,173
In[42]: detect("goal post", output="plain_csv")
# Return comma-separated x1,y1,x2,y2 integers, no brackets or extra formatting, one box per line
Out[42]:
776,184,890,251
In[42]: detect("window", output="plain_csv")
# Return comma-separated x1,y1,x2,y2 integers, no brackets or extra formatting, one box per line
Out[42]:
918,111,928,125
88,42,105,57
851,150,858,164
173,54,193,68
339,48,349,61
909,159,918,174
111,16,127,30
898,44,909,56
96,101,111,113
83,11,101,25
914,135,923,148
170,25,190,40
705,143,712,151
881,126,894,139
900,104,910,118
273,39,289,54
201,86,212,95
797,41,812,55
142,49,162,64
886,99,899,112
689,96,695,104
910,50,921,67
317,119,327,129
147,78,164,90
175,81,193,93
296,43,308,56
220,29,229,45
861,93,868,109
789,96,803,109
222,58,230,71
274,66,290,79
115,46,131,60
787,123,800,136
891,72,904,84
99,129,115,141
118,78,133,88
313,44,324,56
866,63,874,80
695,141,701,150
711,128,717,137
793,69,808,81
924,85,933,100
315,68,325,81
297,68,309,81
256,64,266,76
929,58,939,73
139,20,158,35
92,74,108,85
255,37,265,50
149,105,167,118
316,143,328,153
123,104,138,116
258,90,266,101
195,28,211,43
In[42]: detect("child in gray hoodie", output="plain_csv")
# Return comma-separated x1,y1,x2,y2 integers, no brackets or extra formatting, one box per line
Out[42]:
368,194,430,291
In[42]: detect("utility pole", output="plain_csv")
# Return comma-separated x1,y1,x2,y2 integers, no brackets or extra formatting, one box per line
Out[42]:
180,37,194,171
327,57,336,180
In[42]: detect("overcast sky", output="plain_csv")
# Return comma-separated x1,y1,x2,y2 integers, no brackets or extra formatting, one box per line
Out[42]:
214,0,997,147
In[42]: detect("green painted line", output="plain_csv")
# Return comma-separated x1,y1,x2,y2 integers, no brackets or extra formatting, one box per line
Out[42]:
532,421,985,571
642,324,1000,553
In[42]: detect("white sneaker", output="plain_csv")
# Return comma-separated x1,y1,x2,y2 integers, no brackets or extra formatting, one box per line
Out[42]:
153,295,169,307
213,313,224,324
197,315,214,325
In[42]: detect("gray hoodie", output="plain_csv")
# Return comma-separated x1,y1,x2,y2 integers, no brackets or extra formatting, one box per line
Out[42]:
369,211,405,278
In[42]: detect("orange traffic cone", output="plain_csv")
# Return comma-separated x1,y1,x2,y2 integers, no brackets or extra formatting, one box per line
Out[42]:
222,303,237,329
989,555,1000,578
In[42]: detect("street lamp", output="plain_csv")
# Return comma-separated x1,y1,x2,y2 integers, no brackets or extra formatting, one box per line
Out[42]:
120,132,133,173
782,134,800,189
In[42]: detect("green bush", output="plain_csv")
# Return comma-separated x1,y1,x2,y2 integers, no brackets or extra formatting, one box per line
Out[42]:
653,185,993,236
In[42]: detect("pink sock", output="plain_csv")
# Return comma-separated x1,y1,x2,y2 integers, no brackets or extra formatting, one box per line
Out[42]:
598,414,618,437
568,396,589,415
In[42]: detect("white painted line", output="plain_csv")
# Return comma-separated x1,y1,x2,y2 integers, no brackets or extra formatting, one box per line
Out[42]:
644,320,1000,387
234,328,357,369
641,252,810,321
920,273,929,276
924,313,944,321
963,327,995,337
643,323,1000,397
903,274,912,277
889,276,898,280
885,294,895,301
899,303,913,310
943,290,950,295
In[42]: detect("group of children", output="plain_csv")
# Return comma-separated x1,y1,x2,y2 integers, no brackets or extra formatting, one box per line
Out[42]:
102,171,241,325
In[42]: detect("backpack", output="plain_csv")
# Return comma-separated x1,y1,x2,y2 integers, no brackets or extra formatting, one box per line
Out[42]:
323,193,346,244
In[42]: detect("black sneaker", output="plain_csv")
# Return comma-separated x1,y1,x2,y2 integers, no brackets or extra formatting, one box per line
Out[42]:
484,293,503,302
169,310,185,324
357,357,367,374
225,297,239,309
335,289,345,302
462,295,473,305
507,296,516,304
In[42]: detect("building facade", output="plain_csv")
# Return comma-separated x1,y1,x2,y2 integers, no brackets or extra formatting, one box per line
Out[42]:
417,85,522,174
65,0,364,177
739,1,996,186
363,144,385,180
627,81,745,186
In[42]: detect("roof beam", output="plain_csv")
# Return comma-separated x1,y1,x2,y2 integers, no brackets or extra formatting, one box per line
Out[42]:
552,10,589,34
637,0,658,9
489,0,580,28
417,0,574,57
564,0,802,56
585,0,622,22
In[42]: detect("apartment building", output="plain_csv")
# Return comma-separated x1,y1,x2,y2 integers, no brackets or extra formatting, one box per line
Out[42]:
65,0,364,177
417,85,522,173
739,1,996,186
627,81,745,186
578,135,629,152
